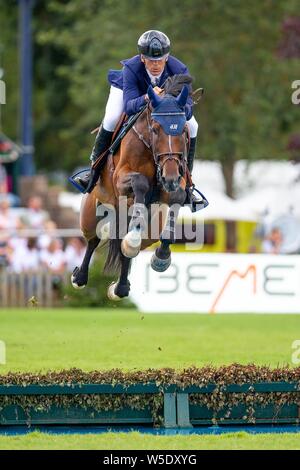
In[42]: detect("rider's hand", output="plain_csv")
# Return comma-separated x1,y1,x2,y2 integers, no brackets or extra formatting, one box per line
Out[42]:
153,86,163,95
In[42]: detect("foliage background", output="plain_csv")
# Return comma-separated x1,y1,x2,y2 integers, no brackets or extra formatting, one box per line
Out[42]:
0,0,300,196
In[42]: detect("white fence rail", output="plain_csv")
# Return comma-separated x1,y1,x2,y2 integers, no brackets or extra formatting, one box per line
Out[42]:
0,269,70,307
0,229,81,307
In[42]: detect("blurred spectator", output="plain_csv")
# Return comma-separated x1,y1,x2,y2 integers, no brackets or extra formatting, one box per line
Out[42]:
65,237,86,271
40,238,67,289
0,163,8,194
21,196,49,229
8,238,27,273
262,227,283,254
9,237,40,273
23,238,40,272
37,220,58,250
40,238,66,273
0,199,22,230
0,235,10,267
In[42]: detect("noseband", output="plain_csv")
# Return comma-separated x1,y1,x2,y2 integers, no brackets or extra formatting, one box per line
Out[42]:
132,105,188,185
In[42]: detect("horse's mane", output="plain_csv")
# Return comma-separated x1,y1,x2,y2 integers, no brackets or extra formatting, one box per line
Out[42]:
163,74,193,97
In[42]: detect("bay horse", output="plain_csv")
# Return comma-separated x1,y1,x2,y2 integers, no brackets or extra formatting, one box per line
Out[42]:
71,75,192,300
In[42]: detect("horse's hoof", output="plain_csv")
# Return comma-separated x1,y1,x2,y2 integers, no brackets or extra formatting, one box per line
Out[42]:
121,230,142,258
71,267,87,289
71,275,86,290
114,280,130,298
151,252,171,272
107,282,122,301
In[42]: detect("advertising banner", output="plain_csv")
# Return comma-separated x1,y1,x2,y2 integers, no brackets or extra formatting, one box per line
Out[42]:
129,252,300,313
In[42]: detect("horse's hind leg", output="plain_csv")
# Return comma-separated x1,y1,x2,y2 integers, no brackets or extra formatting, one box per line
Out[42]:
107,255,132,300
80,193,98,241
71,236,100,289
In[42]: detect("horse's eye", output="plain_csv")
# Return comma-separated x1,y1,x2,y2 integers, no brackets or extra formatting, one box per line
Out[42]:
152,126,159,135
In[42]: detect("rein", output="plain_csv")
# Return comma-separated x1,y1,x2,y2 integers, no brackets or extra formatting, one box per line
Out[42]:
132,104,188,183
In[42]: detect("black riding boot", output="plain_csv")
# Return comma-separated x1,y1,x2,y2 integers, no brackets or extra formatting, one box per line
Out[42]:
186,137,206,212
74,126,114,193
187,137,196,174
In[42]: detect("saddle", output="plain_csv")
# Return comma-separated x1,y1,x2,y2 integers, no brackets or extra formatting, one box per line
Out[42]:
93,107,147,172
68,109,146,192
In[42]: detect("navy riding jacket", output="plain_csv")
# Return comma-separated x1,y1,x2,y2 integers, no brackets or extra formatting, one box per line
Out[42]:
107,55,193,119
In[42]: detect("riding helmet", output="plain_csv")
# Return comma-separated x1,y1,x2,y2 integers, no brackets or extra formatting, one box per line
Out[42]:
137,30,170,59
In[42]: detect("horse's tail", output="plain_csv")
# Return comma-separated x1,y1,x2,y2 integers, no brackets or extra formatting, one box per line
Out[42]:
103,208,123,274
103,238,122,274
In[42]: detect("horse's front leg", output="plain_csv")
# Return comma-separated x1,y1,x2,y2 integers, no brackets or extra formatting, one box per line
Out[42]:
151,189,185,272
119,173,150,258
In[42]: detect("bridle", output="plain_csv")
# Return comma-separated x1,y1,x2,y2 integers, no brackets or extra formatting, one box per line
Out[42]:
132,104,189,185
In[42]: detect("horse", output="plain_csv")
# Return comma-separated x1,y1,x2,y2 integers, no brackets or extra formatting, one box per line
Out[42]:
71,74,192,300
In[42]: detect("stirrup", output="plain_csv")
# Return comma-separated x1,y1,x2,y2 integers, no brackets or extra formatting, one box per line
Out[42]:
68,165,100,194
68,168,91,194
187,185,209,212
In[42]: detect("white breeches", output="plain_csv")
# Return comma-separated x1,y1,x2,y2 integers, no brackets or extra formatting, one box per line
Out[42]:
102,86,124,132
102,85,199,138
186,115,198,138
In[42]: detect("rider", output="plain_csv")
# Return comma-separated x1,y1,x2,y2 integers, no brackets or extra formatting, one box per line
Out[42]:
75,30,202,210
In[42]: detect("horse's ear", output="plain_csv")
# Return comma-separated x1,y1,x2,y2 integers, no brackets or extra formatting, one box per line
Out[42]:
176,85,189,108
147,85,162,108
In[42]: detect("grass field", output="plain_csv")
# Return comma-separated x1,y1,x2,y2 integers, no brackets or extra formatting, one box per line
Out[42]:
0,307,300,449
0,430,300,450
1,308,300,372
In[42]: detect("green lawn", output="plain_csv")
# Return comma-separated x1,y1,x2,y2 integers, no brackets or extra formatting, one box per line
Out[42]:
0,430,299,450
0,308,300,372
1,307,300,449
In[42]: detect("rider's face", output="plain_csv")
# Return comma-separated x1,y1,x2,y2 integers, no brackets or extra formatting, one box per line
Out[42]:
141,55,167,76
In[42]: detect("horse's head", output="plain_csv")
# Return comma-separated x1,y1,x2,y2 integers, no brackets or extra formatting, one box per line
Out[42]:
147,82,189,193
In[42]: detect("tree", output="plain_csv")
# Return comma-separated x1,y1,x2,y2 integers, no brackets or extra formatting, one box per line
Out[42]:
1,0,300,198
0,0,19,142
278,14,300,163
